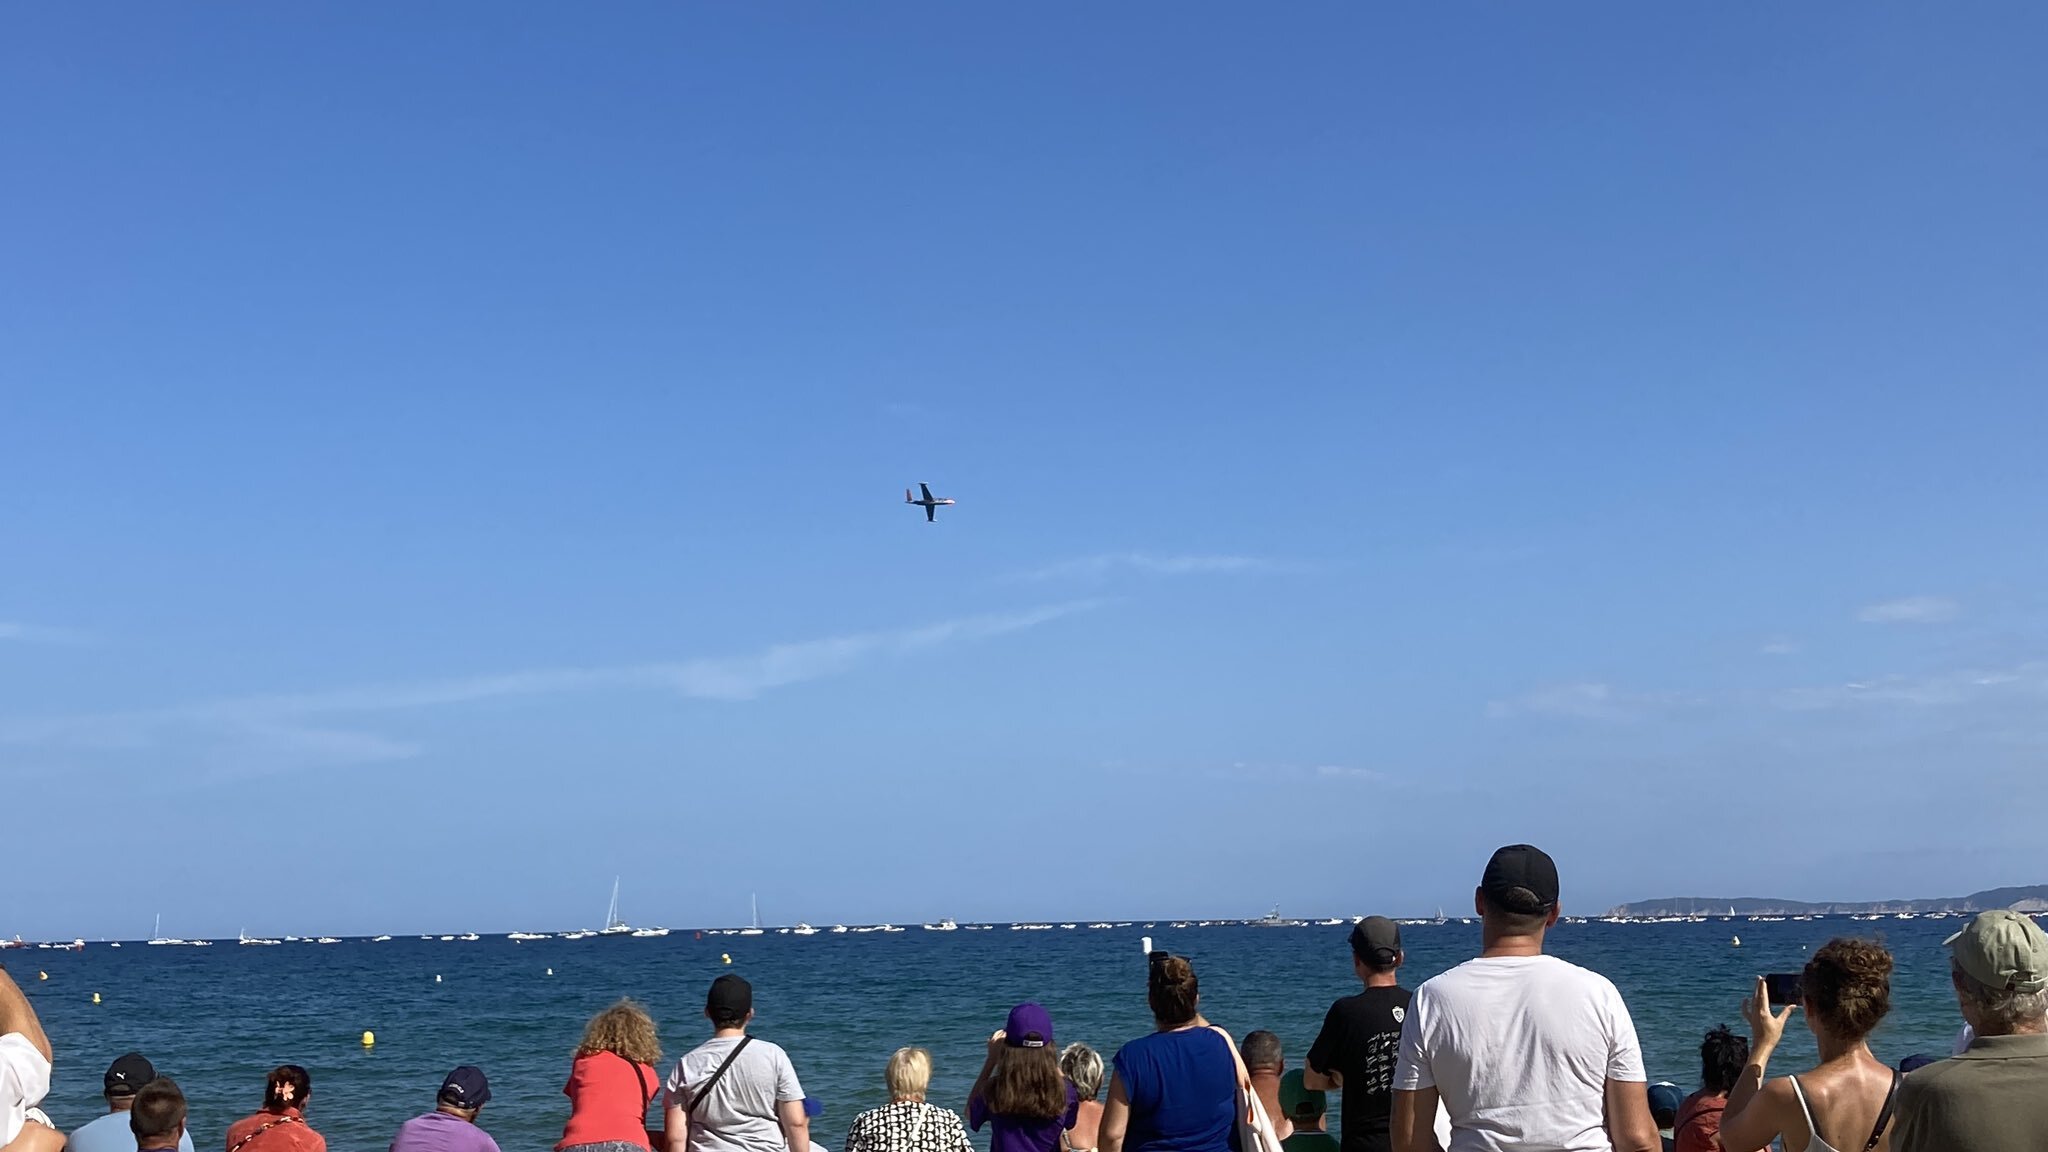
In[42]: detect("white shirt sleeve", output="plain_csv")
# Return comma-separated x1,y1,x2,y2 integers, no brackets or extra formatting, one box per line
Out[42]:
663,1056,690,1106
1602,980,1647,1082
1392,988,1434,1091
775,1046,805,1104
1,1033,53,1144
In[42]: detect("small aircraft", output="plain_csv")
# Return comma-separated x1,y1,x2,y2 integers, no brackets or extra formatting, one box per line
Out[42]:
905,483,956,522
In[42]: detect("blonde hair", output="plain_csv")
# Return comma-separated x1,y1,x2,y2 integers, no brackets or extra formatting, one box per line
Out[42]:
1060,1043,1104,1100
887,1047,933,1099
577,998,663,1066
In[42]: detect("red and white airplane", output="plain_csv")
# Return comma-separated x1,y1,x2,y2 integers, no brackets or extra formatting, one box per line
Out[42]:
905,483,956,522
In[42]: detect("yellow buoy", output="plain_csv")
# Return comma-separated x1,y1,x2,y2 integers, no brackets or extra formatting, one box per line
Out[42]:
361,1031,375,1048
93,993,102,1004
721,953,732,965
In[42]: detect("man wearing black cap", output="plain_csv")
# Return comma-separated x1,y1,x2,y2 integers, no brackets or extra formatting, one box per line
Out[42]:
388,1066,500,1152
1304,917,1411,1152
69,1054,197,1152
1390,845,1658,1152
662,974,809,1152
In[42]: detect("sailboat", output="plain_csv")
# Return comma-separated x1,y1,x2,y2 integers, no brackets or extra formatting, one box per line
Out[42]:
738,894,765,936
601,877,633,936
1433,906,1448,926
147,915,185,946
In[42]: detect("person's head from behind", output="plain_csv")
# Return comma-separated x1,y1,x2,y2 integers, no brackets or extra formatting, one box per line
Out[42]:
436,1066,491,1122
263,1065,312,1114
1059,1043,1103,1103
104,1053,158,1112
1801,938,1893,1044
1350,917,1403,981
1148,952,1200,1027
1646,1083,1682,1131
1698,1024,1749,1095
886,1047,932,1102
1240,1031,1283,1075
579,998,663,1065
130,1079,186,1150
1475,844,1561,937
987,1003,1066,1121
1277,1070,1325,1131
706,974,754,1031
1944,910,2048,1037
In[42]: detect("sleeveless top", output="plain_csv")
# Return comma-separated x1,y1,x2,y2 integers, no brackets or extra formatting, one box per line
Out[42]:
1788,1077,1845,1152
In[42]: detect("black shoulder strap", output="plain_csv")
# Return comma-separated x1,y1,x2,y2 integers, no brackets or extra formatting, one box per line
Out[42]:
619,1050,652,1112
1864,1069,1902,1152
687,1035,755,1115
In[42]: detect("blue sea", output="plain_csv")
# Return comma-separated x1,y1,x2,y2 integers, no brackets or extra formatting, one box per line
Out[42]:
21,918,1974,1150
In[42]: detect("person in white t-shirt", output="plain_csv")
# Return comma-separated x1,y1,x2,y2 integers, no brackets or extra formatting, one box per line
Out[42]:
1,964,61,1152
1390,844,1659,1152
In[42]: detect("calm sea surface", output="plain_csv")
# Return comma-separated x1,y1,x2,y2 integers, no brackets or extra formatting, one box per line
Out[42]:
20,918,1975,1150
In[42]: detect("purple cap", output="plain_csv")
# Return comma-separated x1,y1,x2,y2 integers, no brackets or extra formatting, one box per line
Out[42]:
1006,1003,1054,1048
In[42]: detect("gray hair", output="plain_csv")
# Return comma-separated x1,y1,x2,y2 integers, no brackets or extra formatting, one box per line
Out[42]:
1955,963,2048,1034
1059,1043,1104,1100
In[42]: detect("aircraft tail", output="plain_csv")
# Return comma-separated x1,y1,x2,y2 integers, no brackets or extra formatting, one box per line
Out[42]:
905,488,914,503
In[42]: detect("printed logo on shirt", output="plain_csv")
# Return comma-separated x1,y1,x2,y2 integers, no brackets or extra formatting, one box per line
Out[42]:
1391,1007,1404,1024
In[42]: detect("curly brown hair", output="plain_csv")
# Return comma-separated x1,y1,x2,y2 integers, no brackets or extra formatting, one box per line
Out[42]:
1803,938,1893,1041
577,998,662,1065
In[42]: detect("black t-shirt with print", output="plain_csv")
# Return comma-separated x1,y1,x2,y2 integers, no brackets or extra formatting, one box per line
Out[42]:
1305,985,1412,1152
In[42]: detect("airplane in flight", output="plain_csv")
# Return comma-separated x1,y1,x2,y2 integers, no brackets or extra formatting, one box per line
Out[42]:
905,483,956,522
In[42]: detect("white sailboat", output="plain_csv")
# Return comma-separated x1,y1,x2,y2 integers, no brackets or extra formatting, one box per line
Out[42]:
601,878,633,935
738,894,765,936
147,915,185,946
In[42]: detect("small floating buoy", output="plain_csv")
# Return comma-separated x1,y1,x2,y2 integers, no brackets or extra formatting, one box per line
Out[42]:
1140,936,1153,955
361,1031,375,1048
1731,936,1741,947
434,974,443,983
93,993,102,1004
545,968,553,976
37,972,47,981
721,953,732,965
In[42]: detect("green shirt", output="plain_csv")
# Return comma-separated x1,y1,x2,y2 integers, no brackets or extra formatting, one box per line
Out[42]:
1894,1032,2048,1152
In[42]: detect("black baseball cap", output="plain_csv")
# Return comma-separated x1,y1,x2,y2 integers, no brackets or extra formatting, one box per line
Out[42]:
1480,844,1560,914
439,1066,491,1109
105,1053,157,1098
707,973,753,1019
1349,917,1402,967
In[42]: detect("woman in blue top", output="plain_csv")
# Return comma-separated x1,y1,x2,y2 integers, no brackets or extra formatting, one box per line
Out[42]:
1099,953,1242,1152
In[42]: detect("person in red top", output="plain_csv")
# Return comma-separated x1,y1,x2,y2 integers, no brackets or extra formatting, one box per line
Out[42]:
224,1067,325,1152
559,999,665,1152
1674,1026,1748,1152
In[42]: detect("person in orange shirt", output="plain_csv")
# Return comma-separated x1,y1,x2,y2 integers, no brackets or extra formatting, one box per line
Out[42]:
560,1000,664,1152
224,1067,325,1152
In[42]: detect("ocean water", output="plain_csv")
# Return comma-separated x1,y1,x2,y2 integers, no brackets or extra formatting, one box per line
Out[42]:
19,917,1972,1150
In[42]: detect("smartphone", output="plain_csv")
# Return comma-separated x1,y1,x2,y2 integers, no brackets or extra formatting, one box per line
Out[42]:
1765,972,1804,1007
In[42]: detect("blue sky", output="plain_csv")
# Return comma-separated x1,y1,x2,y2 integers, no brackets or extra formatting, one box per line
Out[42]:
3,4,2045,938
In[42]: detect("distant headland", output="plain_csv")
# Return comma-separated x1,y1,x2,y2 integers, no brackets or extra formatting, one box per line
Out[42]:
1608,884,2048,918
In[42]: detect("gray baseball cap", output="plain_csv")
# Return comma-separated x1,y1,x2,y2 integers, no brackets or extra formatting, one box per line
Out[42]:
1945,910,2048,994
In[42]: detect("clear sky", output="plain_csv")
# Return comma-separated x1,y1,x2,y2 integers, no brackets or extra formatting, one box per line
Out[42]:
4,4,2045,939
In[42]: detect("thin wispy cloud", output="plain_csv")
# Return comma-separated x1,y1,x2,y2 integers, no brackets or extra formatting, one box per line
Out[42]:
1760,638,1802,657
1012,552,1287,582
0,621,87,644
1858,596,1960,624
1491,662,2048,722
1210,761,1396,785
0,602,1097,772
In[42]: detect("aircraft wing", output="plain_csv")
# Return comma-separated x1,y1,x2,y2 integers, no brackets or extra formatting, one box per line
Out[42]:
918,483,935,502
925,504,937,522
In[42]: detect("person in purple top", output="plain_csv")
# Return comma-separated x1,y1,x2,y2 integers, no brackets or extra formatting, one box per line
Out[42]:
389,1067,502,1152
969,1004,1079,1152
